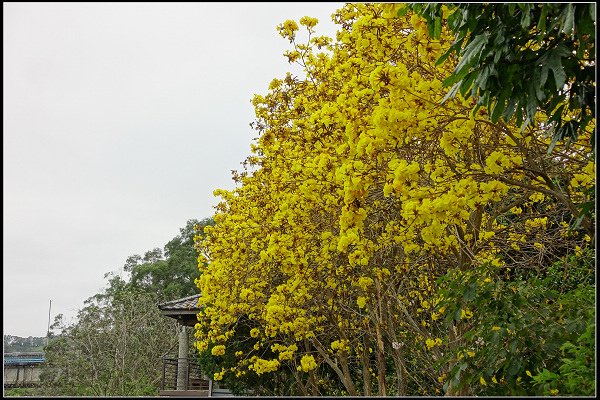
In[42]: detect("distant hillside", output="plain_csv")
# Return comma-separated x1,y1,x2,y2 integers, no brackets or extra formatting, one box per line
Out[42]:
4,335,46,353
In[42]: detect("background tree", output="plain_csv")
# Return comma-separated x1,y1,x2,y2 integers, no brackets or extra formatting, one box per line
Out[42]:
41,282,178,396
40,218,211,396
127,218,214,301
3,335,46,352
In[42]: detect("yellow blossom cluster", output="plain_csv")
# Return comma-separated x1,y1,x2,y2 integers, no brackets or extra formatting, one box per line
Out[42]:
298,354,318,372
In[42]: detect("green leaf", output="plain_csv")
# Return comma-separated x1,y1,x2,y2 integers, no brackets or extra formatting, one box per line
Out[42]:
433,17,442,39
520,116,531,134
436,39,465,66
526,93,538,120
502,95,519,121
549,106,565,124
410,3,423,14
507,357,521,375
493,48,504,63
463,282,477,301
520,6,532,29
547,127,562,154
446,8,461,30
491,99,504,123
515,106,523,127
454,308,462,322
537,5,549,35
443,64,472,87
532,68,545,101
459,72,477,97
441,82,461,104
562,4,575,36
453,32,490,77
397,6,409,17
547,58,567,90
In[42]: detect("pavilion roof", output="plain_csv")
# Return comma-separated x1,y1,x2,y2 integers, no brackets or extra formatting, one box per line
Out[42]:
158,294,202,327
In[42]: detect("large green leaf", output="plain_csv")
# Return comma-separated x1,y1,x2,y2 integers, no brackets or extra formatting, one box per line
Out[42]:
453,32,490,76
561,4,575,35
546,57,567,90
491,89,510,123
459,71,478,97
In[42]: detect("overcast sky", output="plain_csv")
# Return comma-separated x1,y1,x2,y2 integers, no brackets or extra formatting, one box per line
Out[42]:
3,2,340,338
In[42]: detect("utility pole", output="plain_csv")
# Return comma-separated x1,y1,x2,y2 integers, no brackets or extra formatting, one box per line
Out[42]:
46,299,52,347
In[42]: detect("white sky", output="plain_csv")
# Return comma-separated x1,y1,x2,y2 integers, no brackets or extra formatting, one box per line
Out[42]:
3,2,341,338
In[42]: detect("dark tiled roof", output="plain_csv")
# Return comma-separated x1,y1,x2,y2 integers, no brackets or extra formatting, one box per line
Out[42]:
158,294,201,311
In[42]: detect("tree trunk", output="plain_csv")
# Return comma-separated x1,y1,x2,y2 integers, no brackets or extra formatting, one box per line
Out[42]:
444,322,470,396
361,340,372,396
374,279,387,396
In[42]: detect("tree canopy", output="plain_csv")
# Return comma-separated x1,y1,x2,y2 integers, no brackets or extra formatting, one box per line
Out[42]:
127,218,214,301
195,4,595,396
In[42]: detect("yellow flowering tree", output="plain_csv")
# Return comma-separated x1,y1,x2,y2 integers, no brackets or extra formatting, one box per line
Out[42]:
195,3,594,396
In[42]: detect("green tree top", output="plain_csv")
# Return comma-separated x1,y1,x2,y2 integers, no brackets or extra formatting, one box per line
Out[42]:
126,218,214,301
404,3,596,153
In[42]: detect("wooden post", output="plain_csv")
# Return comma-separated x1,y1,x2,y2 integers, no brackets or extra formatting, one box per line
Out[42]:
176,325,189,390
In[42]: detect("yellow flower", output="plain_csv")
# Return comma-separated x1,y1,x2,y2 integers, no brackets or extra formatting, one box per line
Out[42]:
357,296,367,309
484,151,510,174
250,358,280,375
425,337,442,350
214,370,225,381
277,19,299,41
299,16,318,28
480,376,487,386
460,308,473,319
194,5,592,388
529,192,545,202
284,50,301,63
211,345,225,356
299,355,317,372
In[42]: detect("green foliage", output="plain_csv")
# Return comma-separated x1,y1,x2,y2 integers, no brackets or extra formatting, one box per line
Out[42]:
40,218,211,396
405,3,596,151
530,322,596,395
3,335,46,353
543,248,595,293
126,218,213,301
196,316,299,396
42,286,179,396
433,249,595,396
3,387,48,397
